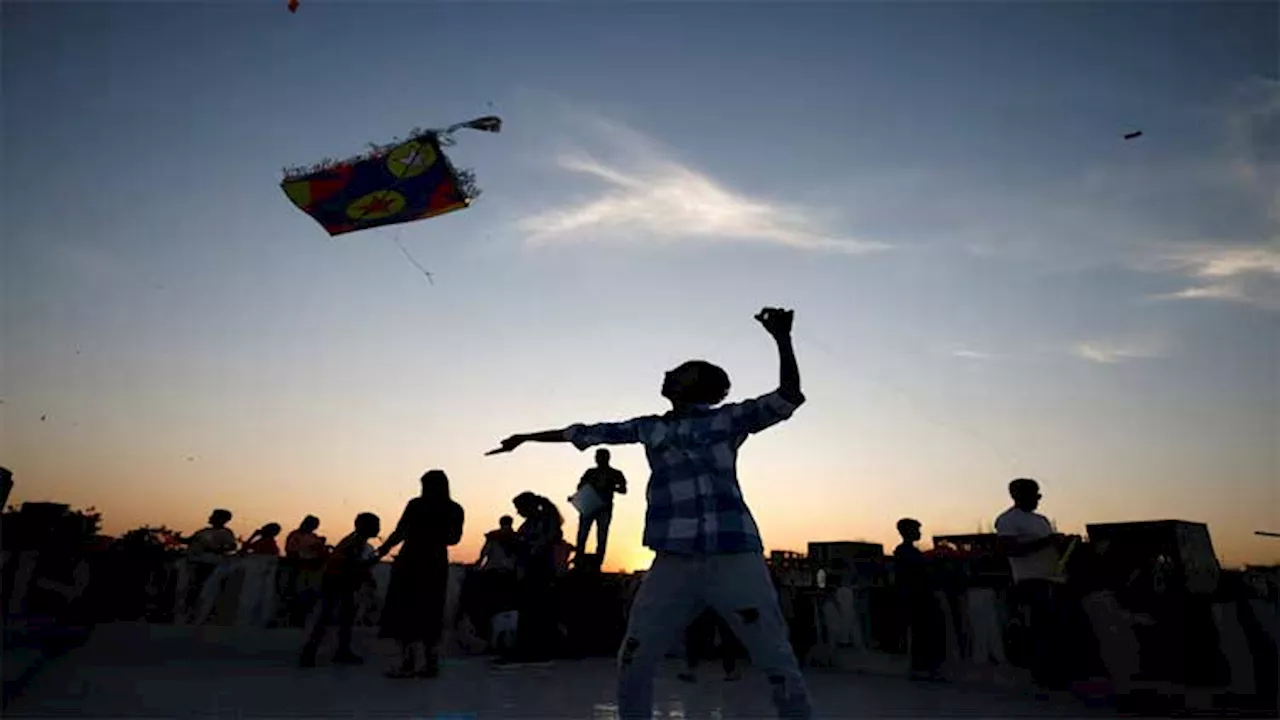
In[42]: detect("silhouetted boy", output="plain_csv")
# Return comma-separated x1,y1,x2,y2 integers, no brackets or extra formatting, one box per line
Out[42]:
488,307,812,719
300,512,381,667
893,518,944,680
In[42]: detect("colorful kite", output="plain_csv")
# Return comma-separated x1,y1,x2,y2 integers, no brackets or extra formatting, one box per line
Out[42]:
281,116,501,237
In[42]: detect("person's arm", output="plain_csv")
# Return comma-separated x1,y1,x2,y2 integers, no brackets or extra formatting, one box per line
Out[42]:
377,503,413,557
489,419,646,456
756,307,803,404
615,470,627,495
578,470,592,490
475,539,492,569
486,428,573,455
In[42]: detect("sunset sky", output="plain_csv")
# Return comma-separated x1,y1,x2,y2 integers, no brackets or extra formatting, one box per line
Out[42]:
2,1,1276,572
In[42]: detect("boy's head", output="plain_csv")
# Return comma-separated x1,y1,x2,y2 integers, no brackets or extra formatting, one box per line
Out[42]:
513,492,539,518
1008,478,1041,511
260,522,282,538
896,517,922,543
209,509,233,527
661,360,731,407
353,512,381,538
300,515,320,532
595,448,611,467
499,515,514,529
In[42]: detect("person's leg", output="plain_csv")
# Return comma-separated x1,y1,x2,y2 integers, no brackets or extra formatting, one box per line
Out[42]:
300,592,335,665
333,590,361,662
576,512,595,556
596,506,614,562
708,554,812,719
617,554,704,720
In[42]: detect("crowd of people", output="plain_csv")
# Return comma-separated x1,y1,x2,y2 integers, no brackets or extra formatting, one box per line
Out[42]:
34,306,1100,719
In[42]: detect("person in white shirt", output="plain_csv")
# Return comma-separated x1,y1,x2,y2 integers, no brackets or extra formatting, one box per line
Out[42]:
994,478,1075,689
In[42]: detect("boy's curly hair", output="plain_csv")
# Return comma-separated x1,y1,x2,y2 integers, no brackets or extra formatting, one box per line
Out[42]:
666,360,731,405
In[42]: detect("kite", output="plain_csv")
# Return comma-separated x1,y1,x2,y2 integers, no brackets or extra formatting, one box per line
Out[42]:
281,116,502,237
287,0,298,12
1123,130,1143,140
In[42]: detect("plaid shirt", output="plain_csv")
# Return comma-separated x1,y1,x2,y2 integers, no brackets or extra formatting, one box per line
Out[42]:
564,390,803,555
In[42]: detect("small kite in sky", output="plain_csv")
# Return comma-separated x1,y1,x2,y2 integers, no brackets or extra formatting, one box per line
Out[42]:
281,116,501,237
1123,130,1143,140
288,0,299,12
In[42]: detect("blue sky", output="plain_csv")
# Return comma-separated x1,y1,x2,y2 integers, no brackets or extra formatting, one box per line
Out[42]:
2,1,1276,569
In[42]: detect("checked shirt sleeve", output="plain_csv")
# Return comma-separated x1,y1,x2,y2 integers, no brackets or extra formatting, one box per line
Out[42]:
564,418,650,451
721,390,804,437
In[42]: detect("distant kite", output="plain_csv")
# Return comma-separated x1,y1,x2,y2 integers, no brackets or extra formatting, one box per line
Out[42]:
1123,130,1143,140
281,116,502,237
288,0,298,12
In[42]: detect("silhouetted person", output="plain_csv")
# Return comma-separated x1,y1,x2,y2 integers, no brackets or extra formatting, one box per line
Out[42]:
894,518,945,681
678,608,743,683
300,512,381,667
574,448,627,564
0,466,12,509
283,516,326,626
995,478,1073,689
476,516,518,572
494,492,563,665
242,523,282,555
376,469,465,678
182,509,237,623
488,307,813,719
285,516,324,560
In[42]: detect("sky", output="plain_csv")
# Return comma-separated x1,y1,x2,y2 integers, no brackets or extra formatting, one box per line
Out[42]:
2,1,1277,572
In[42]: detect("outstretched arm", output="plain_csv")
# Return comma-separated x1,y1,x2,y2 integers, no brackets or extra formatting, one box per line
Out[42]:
485,428,572,456
488,420,646,456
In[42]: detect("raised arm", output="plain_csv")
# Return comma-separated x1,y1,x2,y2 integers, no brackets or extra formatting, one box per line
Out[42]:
756,307,803,404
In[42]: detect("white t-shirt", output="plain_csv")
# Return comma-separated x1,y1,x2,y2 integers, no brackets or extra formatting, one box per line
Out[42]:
994,507,1061,583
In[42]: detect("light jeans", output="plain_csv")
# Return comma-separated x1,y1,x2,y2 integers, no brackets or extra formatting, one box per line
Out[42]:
617,552,812,719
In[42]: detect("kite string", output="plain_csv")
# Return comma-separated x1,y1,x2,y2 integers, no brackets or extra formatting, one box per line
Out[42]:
392,230,434,285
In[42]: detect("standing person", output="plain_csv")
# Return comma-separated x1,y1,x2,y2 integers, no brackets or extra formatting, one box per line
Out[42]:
574,448,627,566
299,513,381,667
283,516,327,627
995,478,1074,689
376,470,465,679
487,307,813,719
493,492,564,666
893,518,945,681
181,509,238,624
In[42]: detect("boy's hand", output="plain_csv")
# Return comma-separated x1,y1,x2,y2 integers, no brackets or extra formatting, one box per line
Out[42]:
485,435,525,456
755,307,794,338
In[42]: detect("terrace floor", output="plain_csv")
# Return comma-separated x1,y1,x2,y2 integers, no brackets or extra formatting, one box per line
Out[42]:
8,622,1102,718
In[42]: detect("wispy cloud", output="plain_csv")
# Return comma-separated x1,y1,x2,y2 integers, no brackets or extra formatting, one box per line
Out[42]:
1149,245,1280,311
949,349,997,360
1071,338,1166,365
516,116,887,255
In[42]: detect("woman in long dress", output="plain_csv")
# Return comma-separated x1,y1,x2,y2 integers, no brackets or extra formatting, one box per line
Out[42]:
376,469,465,678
